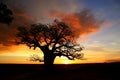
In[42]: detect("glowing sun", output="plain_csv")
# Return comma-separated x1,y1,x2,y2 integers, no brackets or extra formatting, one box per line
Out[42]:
64,60,71,64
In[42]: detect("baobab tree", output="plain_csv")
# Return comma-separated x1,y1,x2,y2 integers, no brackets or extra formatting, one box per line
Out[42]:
17,20,83,69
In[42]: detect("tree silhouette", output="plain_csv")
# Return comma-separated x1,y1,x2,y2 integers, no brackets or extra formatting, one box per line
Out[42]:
17,20,83,69
0,3,13,24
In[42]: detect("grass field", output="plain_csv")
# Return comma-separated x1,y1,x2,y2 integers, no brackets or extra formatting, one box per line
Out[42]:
0,62,120,80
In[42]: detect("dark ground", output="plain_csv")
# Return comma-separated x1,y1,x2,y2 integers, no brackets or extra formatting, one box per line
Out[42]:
0,62,120,80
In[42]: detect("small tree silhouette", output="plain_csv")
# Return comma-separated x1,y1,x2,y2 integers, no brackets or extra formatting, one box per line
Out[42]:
0,3,13,24
17,20,83,69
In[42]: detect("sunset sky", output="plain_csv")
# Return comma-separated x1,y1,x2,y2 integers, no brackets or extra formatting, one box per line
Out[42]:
0,0,120,64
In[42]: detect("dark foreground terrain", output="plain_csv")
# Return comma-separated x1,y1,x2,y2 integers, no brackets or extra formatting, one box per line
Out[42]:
0,62,120,80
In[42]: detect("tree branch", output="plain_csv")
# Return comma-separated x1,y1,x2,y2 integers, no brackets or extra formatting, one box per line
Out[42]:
29,54,44,62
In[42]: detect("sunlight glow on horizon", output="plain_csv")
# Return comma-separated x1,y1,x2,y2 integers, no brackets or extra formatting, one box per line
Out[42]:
0,44,119,64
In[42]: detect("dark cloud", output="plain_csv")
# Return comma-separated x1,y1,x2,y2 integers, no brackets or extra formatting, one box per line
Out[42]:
0,0,80,23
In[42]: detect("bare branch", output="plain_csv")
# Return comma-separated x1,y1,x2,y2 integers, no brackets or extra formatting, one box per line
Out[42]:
29,54,44,62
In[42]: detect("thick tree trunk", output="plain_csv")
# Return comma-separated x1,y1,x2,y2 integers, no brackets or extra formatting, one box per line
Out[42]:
44,53,56,72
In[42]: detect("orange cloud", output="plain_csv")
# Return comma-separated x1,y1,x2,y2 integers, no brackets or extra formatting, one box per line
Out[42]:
50,9,104,38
